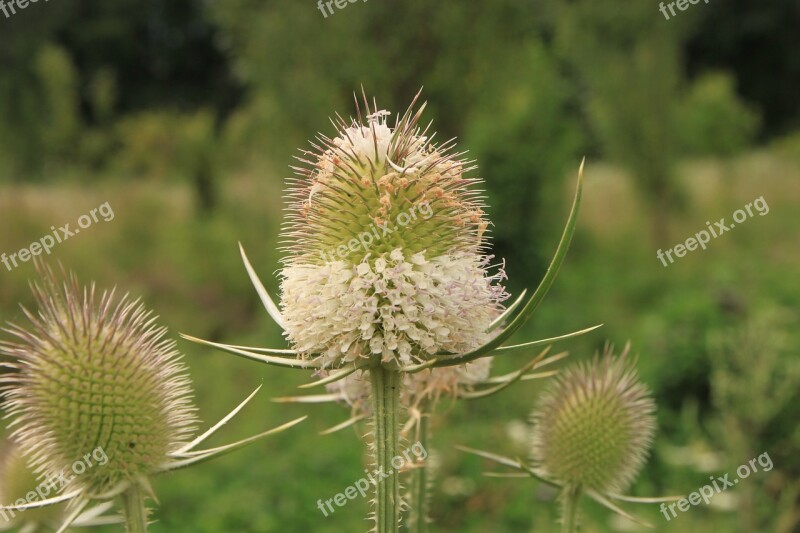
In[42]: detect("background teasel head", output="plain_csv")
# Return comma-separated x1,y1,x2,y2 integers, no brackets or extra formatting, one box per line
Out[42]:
0,264,305,530
279,91,509,367
0,265,198,498
529,343,656,494
0,438,119,531
460,343,673,531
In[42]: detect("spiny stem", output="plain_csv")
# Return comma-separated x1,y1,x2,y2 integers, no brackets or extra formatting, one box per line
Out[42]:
560,483,581,533
121,485,148,533
370,365,402,533
409,412,430,533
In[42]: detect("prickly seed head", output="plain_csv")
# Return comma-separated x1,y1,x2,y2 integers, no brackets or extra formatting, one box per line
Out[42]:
0,267,198,496
530,346,655,493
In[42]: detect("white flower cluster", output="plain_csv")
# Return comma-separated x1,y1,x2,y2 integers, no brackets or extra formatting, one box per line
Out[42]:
280,248,506,365
312,110,438,202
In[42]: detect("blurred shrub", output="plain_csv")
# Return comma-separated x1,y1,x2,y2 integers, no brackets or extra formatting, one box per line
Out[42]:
113,109,220,211
677,72,760,157
708,306,800,531
709,306,800,439
770,131,800,163
465,41,583,280
114,111,185,179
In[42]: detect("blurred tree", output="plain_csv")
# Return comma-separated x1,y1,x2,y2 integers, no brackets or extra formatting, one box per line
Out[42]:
544,0,689,244
465,42,584,282
0,1,70,178
34,44,81,160
56,0,242,118
179,109,220,214
686,0,800,138
0,0,239,182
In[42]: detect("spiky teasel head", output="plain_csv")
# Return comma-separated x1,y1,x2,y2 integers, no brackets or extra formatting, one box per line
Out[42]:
530,344,655,494
0,265,305,530
0,265,198,498
279,91,508,367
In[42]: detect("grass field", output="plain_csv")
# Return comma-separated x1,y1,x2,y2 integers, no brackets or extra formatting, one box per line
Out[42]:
1,147,798,532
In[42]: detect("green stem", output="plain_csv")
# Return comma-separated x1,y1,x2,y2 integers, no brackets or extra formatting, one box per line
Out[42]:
409,412,430,533
560,484,581,533
370,365,402,533
121,485,148,533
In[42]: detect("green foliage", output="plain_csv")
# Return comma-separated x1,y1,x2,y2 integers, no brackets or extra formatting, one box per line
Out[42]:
0,42,81,179
465,41,583,279
112,109,220,211
3,146,798,531
677,72,761,156
544,0,688,242
33,44,82,161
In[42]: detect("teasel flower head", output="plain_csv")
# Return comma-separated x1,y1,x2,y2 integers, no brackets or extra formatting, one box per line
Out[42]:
180,91,597,533
321,360,494,435
269,361,493,435
0,264,305,531
279,91,509,367
182,92,596,380
529,344,656,494
0,266,198,497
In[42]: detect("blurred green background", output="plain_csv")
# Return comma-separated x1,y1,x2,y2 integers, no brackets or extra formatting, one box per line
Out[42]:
1,0,799,531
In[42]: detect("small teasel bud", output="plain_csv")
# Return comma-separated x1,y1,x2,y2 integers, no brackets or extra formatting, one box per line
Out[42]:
0,265,198,499
530,344,655,495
